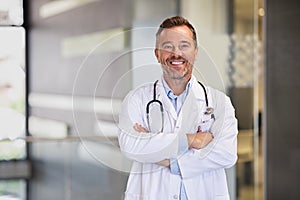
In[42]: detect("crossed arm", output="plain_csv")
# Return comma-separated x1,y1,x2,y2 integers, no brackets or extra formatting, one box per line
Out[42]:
118,90,237,175
133,123,214,167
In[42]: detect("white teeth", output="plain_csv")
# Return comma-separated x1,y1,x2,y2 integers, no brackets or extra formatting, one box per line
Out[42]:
171,61,183,65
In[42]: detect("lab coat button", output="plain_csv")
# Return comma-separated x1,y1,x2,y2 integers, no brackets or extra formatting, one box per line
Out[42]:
173,194,178,199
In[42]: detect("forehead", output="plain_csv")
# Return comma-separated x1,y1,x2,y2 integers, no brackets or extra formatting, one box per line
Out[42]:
157,25,194,43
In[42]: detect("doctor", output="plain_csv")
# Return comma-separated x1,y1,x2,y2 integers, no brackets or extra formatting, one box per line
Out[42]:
118,16,238,200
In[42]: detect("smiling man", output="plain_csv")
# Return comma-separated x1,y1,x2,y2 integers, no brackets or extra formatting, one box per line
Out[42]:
118,16,238,200
155,19,198,95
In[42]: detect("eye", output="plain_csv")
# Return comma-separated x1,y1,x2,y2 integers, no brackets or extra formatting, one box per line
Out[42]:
180,43,191,50
162,44,173,50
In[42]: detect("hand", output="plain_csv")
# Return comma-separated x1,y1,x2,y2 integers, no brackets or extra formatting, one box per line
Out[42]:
133,123,149,133
155,159,170,167
186,126,214,150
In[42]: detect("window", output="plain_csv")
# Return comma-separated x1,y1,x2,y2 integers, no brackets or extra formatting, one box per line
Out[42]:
0,1,28,199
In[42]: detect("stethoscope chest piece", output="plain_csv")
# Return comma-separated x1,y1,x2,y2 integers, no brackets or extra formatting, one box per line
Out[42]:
204,107,214,115
205,107,215,120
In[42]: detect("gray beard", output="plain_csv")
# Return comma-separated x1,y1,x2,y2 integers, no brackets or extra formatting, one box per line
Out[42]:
164,67,189,80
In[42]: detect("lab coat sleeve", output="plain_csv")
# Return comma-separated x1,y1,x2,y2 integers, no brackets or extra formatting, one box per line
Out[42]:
118,90,178,163
178,94,238,179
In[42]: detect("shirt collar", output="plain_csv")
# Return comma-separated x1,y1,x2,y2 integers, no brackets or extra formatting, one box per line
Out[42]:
161,76,192,99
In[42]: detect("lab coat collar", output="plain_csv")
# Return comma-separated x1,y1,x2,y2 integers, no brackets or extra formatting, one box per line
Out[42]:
155,80,178,120
155,76,207,101
154,75,207,120
189,75,207,102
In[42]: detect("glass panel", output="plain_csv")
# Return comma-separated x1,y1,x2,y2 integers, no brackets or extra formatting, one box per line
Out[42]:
231,0,263,199
0,0,23,25
0,27,26,160
28,141,127,200
0,179,26,200
181,0,263,199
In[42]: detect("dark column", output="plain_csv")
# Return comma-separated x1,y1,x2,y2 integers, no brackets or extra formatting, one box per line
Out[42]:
264,0,300,199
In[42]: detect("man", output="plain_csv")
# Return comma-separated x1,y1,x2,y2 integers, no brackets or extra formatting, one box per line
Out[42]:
118,16,238,200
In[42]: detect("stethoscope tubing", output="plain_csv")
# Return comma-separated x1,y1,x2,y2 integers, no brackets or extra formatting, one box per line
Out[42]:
146,80,164,132
146,80,214,132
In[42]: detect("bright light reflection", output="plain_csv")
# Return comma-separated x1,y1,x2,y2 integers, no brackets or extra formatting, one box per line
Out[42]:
0,0,23,25
0,27,25,145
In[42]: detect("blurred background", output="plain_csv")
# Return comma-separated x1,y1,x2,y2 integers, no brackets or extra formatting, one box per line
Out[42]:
0,0,299,200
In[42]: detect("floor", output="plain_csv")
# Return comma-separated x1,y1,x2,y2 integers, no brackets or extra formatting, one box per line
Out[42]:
237,134,263,200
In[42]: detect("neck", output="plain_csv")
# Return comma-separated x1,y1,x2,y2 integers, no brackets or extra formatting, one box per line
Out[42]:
164,75,191,96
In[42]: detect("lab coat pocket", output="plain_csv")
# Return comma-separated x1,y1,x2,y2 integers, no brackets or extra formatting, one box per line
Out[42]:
125,192,149,200
199,115,214,132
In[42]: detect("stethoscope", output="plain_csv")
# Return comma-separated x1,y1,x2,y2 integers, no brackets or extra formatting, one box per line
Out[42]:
146,80,215,133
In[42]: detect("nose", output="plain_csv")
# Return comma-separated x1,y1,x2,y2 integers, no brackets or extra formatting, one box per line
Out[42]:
172,46,183,57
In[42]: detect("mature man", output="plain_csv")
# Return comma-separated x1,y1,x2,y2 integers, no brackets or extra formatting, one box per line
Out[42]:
118,16,238,200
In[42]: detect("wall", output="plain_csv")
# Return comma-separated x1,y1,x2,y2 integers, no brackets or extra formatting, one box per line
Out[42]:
28,0,132,199
131,0,178,88
181,0,231,92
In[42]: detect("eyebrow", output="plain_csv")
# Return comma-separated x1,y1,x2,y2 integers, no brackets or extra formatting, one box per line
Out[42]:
180,41,192,45
161,41,172,46
161,40,192,46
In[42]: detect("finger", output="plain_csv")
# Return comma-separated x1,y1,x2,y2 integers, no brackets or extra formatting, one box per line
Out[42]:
205,132,213,140
140,126,149,133
137,124,146,132
133,123,142,132
205,133,214,143
133,123,149,133
133,123,138,129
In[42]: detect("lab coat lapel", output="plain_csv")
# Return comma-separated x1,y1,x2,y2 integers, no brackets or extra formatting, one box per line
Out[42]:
191,77,207,105
156,81,177,120
180,87,199,133
180,78,207,133
191,78,208,114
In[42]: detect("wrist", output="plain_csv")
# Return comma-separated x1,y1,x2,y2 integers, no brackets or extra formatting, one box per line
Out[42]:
186,134,194,148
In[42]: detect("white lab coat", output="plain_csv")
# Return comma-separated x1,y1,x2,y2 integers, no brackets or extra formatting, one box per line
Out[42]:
118,76,238,200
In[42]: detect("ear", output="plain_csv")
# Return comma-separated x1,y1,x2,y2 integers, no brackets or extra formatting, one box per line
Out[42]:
194,46,199,60
154,48,160,63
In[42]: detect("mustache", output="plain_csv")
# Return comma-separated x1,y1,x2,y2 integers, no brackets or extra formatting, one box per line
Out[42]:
167,55,188,62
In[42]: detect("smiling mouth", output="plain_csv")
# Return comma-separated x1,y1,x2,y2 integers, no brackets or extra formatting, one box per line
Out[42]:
169,60,186,66
170,61,184,65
